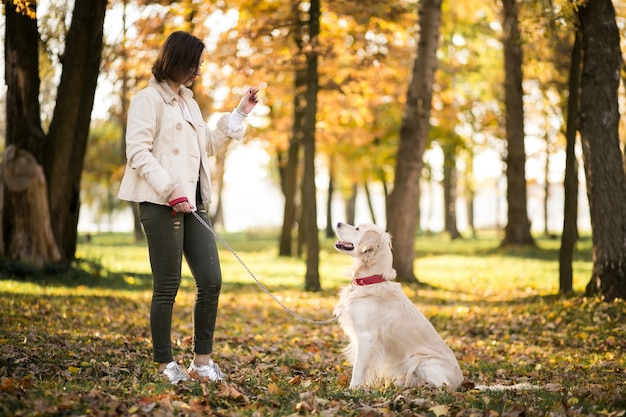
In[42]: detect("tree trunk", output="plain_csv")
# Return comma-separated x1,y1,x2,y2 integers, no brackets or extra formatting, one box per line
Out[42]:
543,131,551,236
363,182,377,225
465,147,477,239
501,0,534,247
387,0,442,283
558,29,582,295
578,0,626,301
4,2,43,156
279,0,307,257
443,144,461,239
43,0,107,261
325,171,334,238
1,146,61,266
301,0,321,292
278,139,301,257
209,145,227,229
2,2,60,265
345,184,357,226
325,155,336,239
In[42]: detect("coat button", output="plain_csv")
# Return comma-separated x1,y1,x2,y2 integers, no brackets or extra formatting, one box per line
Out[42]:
172,148,180,155
176,123,182,130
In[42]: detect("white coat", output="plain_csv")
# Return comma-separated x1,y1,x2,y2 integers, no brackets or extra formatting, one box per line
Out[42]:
118,77,243,207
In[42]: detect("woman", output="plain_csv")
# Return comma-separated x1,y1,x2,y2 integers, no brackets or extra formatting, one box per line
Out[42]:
118,31,259,384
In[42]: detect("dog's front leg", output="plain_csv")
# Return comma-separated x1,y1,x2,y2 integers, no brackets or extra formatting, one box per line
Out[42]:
349,330,374,388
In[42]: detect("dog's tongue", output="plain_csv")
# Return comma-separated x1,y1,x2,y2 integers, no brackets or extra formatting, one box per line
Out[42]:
335,241,354,251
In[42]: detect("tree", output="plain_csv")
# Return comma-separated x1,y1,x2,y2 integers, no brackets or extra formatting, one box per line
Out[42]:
558,28,582,295
387,0,442,283
2,0,106,265
2,1,57,265
43,0,107,259
500,0,534,247
442,141,462,239
300,0,321,292
434,0,502,240
279,2,307,257
578,0,626,301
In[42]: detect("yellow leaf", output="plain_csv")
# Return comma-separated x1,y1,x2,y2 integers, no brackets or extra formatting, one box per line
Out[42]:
0,377,15,392
429,404,449,417
68,366,80,375
267,382,282,395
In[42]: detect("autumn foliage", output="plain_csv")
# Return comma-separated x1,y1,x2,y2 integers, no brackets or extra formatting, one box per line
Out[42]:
1,232,625,416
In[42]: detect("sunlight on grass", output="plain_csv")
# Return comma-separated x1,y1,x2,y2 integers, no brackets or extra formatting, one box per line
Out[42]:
2,231,624,416
73,231,595,296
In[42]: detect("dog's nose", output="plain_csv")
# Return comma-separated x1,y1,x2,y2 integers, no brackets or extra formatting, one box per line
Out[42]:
336,222,344,228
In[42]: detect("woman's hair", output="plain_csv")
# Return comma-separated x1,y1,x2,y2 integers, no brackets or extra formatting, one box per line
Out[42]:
152,31,205,83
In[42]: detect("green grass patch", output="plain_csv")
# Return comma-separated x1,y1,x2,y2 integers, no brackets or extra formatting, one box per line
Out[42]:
1,231,624,416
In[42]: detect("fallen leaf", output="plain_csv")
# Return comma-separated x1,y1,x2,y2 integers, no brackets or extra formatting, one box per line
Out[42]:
429,404,449,417
267,382,282,395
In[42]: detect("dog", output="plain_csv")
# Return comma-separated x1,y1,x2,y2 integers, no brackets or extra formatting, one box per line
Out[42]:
333,222,463,389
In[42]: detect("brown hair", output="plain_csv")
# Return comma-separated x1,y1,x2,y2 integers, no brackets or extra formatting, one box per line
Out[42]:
152,31,205,83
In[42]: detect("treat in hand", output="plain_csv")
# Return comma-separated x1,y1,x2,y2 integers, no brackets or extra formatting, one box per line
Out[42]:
238,87,260,115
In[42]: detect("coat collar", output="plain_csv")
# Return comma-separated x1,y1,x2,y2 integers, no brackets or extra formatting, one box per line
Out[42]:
149,76,194,105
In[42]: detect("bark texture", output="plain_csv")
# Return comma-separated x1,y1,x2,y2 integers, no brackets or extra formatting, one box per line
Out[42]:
44,0,107,261
2,2,60,265
387,0,442,283
301,0,321,291
501,0,534,247
1,146,61,266
558,29,582,295
579,0,626,301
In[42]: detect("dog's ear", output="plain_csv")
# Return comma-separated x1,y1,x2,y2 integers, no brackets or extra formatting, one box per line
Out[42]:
356,230,396,278
357,231,383,267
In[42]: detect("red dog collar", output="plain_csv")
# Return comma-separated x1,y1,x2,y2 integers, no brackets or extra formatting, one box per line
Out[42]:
352,275,386,286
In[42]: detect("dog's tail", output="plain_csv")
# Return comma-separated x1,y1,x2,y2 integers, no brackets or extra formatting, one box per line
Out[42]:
473,382,562,392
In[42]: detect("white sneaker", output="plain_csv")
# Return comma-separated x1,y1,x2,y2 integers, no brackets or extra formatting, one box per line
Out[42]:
187,359,224,382
161,361,189,385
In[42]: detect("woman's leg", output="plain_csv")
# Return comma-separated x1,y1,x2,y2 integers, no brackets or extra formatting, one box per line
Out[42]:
139,202,185,365
182,206,222,363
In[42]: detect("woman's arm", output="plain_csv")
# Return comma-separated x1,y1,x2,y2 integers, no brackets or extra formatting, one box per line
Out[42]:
125,92,178,199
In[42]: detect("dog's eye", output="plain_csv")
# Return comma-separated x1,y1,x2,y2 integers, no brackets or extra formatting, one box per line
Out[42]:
356,227,360,231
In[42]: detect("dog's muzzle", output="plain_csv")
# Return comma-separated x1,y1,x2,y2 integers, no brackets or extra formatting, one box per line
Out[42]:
335,241,354,251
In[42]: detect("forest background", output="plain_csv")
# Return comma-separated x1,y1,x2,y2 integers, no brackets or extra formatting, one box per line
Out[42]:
3,0,626,296
1,0,626,415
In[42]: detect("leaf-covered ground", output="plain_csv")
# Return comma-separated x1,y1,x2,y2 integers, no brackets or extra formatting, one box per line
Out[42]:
1,233,625,416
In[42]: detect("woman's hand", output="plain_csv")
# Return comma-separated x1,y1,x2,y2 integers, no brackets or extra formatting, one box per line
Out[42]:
168,186,194,214
236,87,260,116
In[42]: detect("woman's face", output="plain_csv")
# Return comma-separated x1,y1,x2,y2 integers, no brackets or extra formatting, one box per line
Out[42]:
183,55,204,87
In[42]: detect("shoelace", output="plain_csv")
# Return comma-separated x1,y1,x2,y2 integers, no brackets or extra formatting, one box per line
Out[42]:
163,363,188,384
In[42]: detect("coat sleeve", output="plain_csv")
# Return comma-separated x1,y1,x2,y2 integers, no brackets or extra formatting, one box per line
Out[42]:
125,92,177,199
206,112,244,156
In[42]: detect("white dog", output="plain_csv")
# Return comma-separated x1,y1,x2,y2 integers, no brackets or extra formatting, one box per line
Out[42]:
333,222,464,389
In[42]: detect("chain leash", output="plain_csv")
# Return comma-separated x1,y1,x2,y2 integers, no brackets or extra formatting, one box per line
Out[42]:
192,211,338,325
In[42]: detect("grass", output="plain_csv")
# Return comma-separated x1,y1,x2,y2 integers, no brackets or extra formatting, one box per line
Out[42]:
1,230,624,416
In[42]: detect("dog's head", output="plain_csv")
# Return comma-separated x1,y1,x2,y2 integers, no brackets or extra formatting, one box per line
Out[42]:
335,222,396,280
